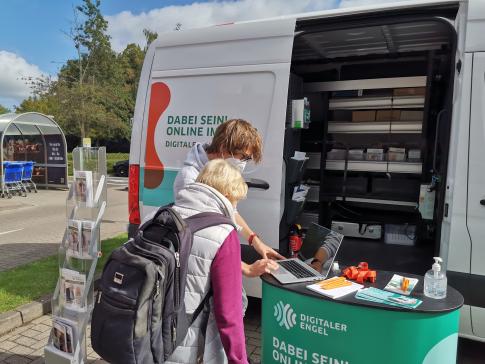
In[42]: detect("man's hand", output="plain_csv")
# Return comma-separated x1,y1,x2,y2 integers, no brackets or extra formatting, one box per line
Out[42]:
252,236,285,260
242,259,279,277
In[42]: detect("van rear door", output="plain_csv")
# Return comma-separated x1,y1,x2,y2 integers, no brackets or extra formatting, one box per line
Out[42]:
139,19,295,248
467,52,485,339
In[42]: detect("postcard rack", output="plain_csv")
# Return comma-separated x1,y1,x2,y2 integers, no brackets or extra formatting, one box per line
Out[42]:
45,147,107,364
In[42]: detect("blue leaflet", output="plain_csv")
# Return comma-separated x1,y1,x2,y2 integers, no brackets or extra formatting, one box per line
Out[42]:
355,287,422,309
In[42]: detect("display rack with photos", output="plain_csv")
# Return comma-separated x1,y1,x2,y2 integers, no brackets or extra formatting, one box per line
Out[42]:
45,147,107,364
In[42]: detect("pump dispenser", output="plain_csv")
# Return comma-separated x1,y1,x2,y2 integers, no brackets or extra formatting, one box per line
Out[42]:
424,257,447,299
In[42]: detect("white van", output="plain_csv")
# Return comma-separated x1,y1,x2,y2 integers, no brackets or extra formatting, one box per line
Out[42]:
128,0,485,342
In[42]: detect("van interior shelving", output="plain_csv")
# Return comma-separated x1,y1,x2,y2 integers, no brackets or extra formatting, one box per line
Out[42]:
282,16,456,275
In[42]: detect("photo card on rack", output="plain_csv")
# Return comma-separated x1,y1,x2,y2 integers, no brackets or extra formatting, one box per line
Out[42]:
81,220,94,258
60,268,86,312
52,317,75,354
52,320,67,353
66,220,81,258
73,170,93,207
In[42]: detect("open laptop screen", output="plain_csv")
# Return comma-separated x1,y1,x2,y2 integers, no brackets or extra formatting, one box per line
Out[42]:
299,223,344,277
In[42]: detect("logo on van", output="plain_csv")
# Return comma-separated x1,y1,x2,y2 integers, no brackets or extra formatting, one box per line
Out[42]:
274,301,297,330
144,82,171,189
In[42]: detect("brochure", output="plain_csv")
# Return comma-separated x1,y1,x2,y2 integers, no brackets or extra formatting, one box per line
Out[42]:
60,268,86,312
73,170,93,207
66,220,94,259
66,220,81,258
356,287,422,309
81,220,94,258
384,274,418,296
52,316,75,354
307,279,363,299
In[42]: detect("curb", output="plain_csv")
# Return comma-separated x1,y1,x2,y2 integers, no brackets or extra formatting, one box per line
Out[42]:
0,294,51,336
0,278,101,337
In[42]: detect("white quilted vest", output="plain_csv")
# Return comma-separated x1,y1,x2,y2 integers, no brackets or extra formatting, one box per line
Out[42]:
165,183,242,364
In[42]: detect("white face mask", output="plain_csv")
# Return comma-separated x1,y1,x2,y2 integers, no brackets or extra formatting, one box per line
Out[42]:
226,157,247,172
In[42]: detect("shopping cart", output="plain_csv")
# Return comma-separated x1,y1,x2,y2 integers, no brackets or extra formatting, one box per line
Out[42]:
21,161,37,193
1,162,26,198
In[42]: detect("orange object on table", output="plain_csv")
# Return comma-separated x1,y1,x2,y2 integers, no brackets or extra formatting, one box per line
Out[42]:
343,262,377,283
401,277,410,292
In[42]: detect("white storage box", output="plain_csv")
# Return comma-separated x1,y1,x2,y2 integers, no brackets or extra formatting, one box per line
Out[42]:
327,149,346,160
388,147,406,161
348,149,365,160
366,148,385,161
331,221,382,240
384,224,417,246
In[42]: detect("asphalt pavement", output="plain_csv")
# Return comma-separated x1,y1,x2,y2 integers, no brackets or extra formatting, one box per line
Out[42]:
0,180,128,272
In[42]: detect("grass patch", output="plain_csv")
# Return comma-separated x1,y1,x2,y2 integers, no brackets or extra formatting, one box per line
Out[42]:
67,152,129,176
0,233,127,314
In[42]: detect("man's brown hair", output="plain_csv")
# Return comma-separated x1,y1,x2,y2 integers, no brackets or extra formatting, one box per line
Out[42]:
205,119,263,163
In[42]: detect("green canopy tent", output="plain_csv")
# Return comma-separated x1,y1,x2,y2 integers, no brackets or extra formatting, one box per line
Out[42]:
0,112,68,189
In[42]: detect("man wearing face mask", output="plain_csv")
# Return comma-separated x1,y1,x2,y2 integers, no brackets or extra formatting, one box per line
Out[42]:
173,119,284,278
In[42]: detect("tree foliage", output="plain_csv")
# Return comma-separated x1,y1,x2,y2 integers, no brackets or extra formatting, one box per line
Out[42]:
16,0,157,149
0,105,10,114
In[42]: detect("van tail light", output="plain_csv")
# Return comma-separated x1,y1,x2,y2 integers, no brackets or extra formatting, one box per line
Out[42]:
128,164,141,224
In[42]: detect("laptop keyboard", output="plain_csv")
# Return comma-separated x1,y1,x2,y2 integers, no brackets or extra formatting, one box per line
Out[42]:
278,260,317,279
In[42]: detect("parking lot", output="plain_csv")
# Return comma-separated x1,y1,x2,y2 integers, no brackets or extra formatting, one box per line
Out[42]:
0,181,128,272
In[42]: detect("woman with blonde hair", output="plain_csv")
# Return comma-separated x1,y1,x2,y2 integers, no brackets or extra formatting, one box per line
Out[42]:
166,159,252,364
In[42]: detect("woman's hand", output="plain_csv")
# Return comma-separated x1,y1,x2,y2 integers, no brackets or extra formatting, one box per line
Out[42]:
251,236,285,260
310,259,323,273
242,259,279,277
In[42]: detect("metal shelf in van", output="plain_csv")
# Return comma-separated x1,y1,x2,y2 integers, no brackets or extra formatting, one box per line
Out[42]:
303,76,427,93
335,196,418,208
328,121,422,134
325,160,422,174
388,161,423,174
329,96,425,110
306,185,319,202
306,152,321,169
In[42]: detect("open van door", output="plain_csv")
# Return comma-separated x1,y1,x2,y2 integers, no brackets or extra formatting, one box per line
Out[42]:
137,19,295,255
467,52,485,339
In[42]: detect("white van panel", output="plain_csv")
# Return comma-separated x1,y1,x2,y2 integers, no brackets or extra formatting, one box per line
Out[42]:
466,0,485,52
444,53,472,273
130,46,156,164
151,19,296,71
468,52,485,277
468,52,485,338
141,64,291,247
459,305,474,338
471,307,485,338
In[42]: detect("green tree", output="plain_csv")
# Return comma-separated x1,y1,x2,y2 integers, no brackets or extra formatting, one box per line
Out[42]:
55,0,129,140
16,75,59,116
143,28,158,52
16,0,150,148
0,105,10,114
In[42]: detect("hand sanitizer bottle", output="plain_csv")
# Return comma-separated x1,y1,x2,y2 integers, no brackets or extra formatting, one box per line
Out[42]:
424,257,447,299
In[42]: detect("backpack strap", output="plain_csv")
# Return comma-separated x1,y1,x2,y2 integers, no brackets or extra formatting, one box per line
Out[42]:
184,211,236,233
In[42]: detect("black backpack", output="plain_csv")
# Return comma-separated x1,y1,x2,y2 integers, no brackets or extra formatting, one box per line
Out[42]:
91,206,235,364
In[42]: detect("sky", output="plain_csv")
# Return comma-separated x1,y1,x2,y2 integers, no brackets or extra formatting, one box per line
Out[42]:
0,0,406,109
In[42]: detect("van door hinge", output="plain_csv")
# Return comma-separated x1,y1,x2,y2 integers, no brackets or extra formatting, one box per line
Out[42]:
456,59,462,74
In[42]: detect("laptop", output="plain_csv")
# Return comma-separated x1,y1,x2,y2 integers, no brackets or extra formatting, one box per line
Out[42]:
271,223,344,284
